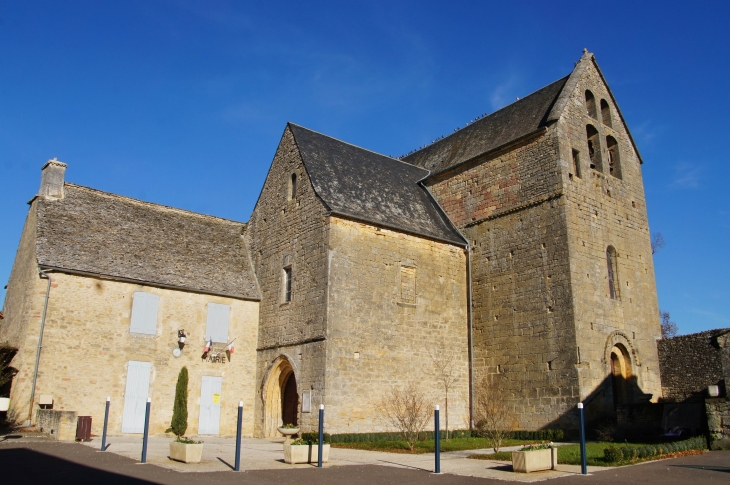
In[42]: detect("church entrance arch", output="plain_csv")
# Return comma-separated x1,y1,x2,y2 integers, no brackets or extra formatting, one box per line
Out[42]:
263,356,299,437
610,343,632,407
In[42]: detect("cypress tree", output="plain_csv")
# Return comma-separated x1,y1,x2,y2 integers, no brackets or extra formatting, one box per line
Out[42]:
167,366,188,438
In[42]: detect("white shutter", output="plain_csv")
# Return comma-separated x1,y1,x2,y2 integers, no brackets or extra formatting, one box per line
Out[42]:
205,303,230,343
130,292,160,335
121,361,152,433
198,376,222,435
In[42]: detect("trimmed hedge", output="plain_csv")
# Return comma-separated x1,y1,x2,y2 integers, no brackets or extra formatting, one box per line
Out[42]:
603,436,707,463
312,429,564,444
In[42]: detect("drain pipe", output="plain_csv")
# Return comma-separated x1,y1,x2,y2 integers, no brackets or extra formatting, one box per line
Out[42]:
28,267,52,425
466,245,474,429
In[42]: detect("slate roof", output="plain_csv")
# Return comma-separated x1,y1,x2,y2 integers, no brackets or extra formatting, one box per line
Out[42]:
35,184,260,300
403,76,569,175
288,123,465,246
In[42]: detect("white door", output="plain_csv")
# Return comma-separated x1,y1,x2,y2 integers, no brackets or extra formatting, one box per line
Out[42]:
121,361,152,433
198,376,222,435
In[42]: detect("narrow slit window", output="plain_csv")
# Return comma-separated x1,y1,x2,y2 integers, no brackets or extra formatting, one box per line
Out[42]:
289,173,297,200
586,125,603,171
607,246,619,300
585,90,598,119
600,99,612,127
572,149,581,178
283,266,292,302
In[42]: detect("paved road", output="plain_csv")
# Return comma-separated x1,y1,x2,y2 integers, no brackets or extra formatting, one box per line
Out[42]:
0,438,728,485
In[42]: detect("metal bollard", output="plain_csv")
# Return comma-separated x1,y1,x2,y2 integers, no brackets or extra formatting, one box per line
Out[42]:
318,404,324,468
235,401,243,472
101,397,110,451
141,398,151,464
434,405,441,474
578,402,587,475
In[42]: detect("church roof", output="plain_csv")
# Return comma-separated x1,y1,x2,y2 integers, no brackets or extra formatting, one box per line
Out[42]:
35,184,260,300
288,123,466,246
403,76,569,175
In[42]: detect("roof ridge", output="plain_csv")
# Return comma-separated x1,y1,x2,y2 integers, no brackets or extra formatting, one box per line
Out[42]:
63,183,247,226
287,122,429,175
403,74,570,159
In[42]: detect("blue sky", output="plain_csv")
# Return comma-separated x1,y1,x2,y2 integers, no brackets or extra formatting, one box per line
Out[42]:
1,1,728,335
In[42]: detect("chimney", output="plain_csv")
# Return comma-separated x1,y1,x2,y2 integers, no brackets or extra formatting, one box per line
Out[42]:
39,158,67,199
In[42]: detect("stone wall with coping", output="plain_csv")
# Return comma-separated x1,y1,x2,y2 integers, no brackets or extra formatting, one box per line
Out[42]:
324,216,469,434
657,329,729,402
556,61,663,414
7,271,259,437
247,126,330,436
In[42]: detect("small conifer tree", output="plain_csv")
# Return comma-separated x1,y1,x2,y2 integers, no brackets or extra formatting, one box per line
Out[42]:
167,366,188,438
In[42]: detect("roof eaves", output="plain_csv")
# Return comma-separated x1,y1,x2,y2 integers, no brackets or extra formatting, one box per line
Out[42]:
38,264,261,301
423,126,548,181
328,210,466,247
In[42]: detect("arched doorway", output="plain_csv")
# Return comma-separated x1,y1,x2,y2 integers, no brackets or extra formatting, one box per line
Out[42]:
263,357,299,437
610,344,632,407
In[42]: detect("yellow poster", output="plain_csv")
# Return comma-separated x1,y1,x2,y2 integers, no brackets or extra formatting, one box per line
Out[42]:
212,393,220,405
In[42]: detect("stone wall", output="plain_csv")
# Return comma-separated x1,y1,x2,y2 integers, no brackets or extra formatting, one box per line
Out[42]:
658,329,729,402
6,272,259,437
1,201,48,421
555,60,663,414
426,131,580,429
247,126,330,436
706,398,730,449
324,217,469,434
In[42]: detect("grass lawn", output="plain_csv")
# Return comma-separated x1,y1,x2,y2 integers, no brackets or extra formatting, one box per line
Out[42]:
469,441,672,467
330,437,542,454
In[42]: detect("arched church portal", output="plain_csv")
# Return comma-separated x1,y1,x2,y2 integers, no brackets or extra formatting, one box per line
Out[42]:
263,357,299,437
610,344,632,407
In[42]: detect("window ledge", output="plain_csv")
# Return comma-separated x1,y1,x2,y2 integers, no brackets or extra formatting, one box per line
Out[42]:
128,332,156,339
397,302,416,308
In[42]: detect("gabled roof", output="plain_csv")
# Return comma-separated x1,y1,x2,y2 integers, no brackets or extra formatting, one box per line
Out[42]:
403,76,568,174
404,51,644,174
35,184,260,300
288,123,466,246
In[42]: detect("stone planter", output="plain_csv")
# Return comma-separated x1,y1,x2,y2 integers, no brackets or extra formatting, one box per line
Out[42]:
283,443,330,464
169,441,204,464
277,426,300,444
511,448,554,473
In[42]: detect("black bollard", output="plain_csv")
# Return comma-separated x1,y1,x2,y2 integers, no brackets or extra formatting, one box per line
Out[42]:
578,402,587,475
101,397,110,451
235,401,243,472
141,398,151,464
318,404,324,468
434,405,441,474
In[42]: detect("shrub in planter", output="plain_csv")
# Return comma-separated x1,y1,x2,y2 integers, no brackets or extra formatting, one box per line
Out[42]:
284,437,330,464
166,367,203,464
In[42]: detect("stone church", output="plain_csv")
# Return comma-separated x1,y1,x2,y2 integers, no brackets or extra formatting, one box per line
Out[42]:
1,50,662,438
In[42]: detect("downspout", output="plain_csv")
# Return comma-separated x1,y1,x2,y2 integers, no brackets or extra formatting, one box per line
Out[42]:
466,245,474,429
28,267,51,425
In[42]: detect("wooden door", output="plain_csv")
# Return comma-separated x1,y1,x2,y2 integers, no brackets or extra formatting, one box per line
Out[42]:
121,361,152,433
198,376,222,435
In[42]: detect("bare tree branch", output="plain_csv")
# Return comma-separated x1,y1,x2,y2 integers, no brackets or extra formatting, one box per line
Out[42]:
377,382,432,451
474,376,513,453
651,232,665,255
428,348,458,439
660,310,678,338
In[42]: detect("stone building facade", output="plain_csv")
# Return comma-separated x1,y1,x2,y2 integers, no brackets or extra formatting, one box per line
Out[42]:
2,50,664,437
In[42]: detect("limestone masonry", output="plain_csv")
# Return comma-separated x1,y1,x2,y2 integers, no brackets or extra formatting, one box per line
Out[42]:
1,51,666,438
